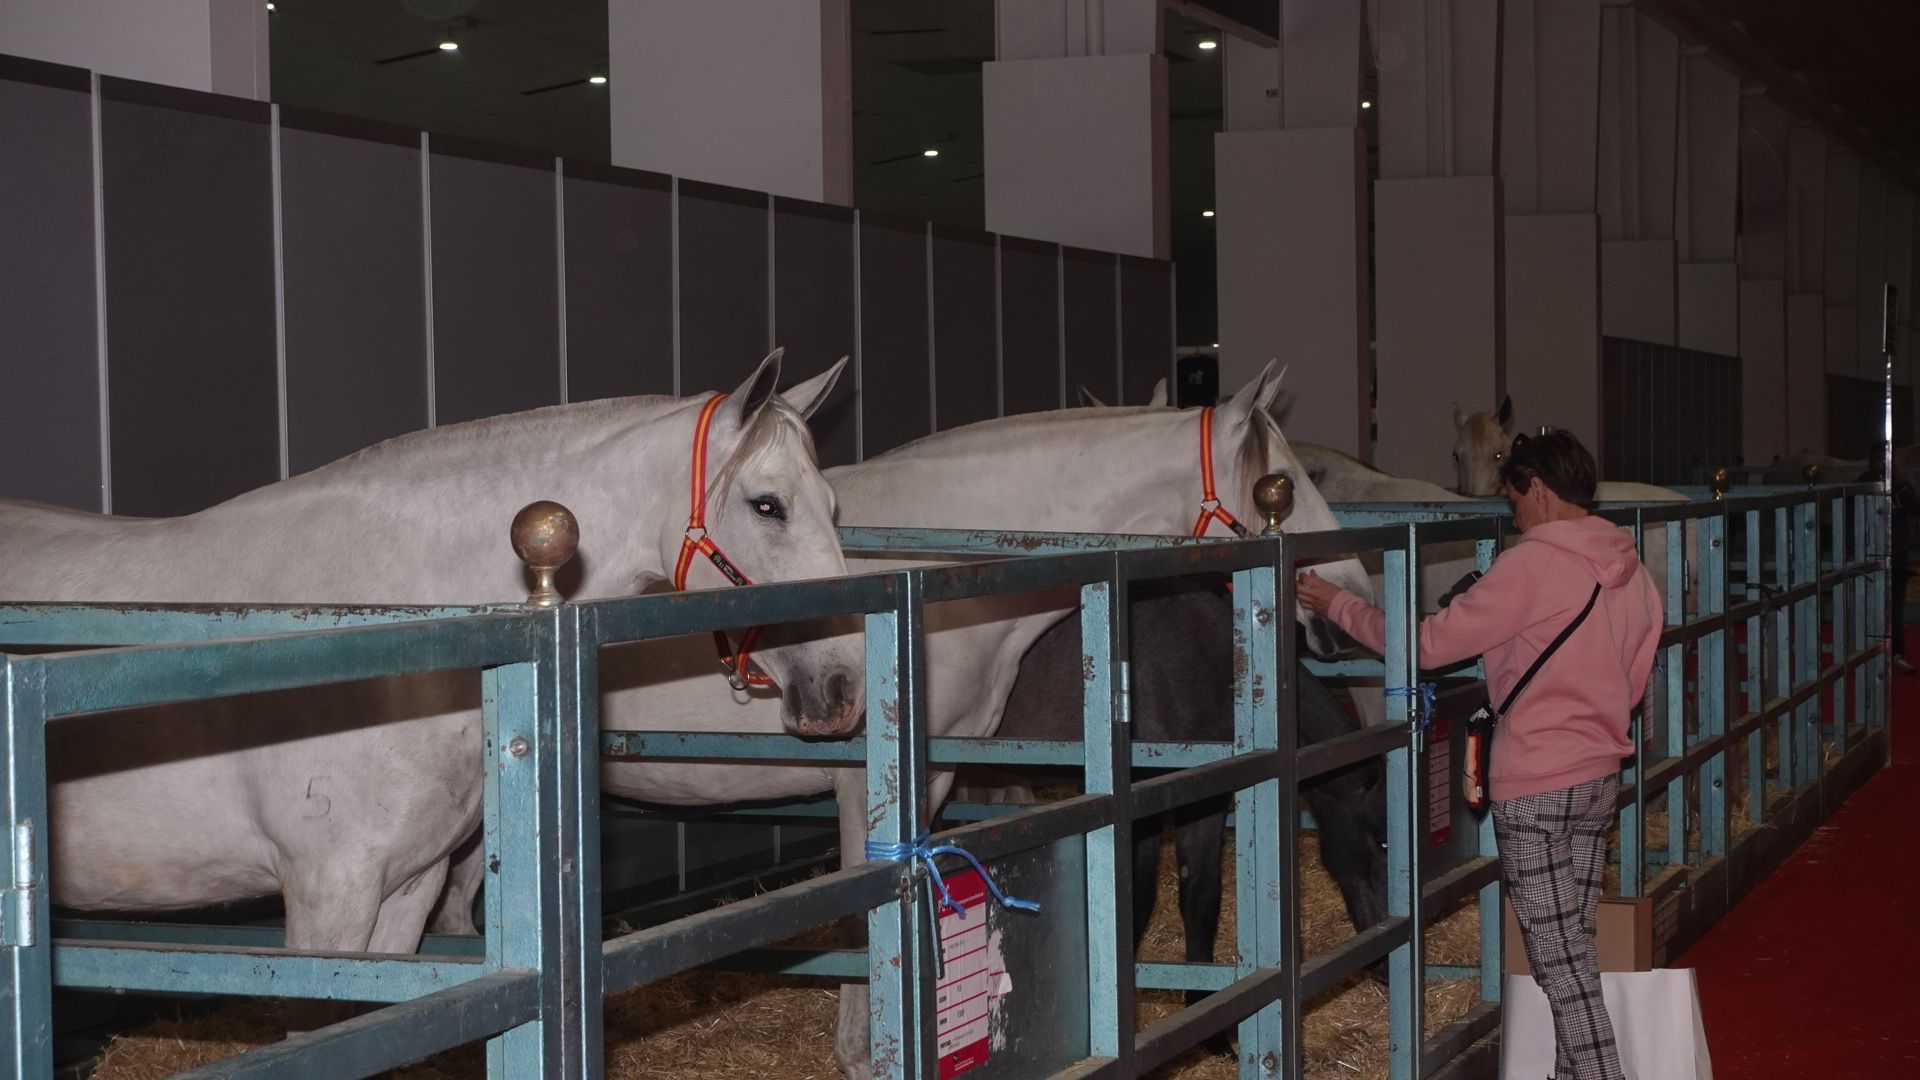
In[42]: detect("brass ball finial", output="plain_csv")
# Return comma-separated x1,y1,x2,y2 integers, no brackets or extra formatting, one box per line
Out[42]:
1803,463,1822,488
511,501,579,607
1253,473,1295,535
1710,467,1731,501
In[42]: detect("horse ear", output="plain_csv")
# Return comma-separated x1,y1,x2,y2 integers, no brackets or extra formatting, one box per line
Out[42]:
1496,395,1514,429
781,356,848,422
1148,379,1169,408
1076,385,1110,408
1215,359,1284,432
728,348,785,428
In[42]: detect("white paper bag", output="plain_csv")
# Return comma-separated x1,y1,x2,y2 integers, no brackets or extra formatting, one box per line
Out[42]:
1500,969,1713,1080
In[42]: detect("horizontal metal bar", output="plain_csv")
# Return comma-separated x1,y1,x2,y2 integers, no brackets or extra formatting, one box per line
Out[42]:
41,614,533,718
168,969,538,1080
1421,856,1501,917
1423,1001,1501,1077
1414,517,1508,544
699,945,865,979
1131,750,1280,820
1300,918,1411,999
50,919,485,959
0,602,516,646
54,941,486,1002
1289,523,1413,559
602,861,899,992
600,731,1241,770
1303,657,1388,678
1132,966,1285,1075
924,793,1114,866
1114,540,1278,581
835,525,1218,556
588,571,899,646
913,551,1115,604
1659,612,1727,650
1297,725,1404,782
1135,960,1236,992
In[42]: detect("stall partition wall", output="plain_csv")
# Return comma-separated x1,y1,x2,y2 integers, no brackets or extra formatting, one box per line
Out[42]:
0,54,1177,518
1600,335,1744,483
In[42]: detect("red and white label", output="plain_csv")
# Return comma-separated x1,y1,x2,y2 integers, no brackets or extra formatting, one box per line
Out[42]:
935,870,1003,1079
1428,717,1453,846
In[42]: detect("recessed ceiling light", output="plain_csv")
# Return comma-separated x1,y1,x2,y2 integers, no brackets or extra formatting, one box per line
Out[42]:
265,2,275,9
438,36,459,51
1201,209,1215,218
1212,342,1220,348
1361,100,1373,109
923,148,940,157
589,73,607,85
1197,40,1218,51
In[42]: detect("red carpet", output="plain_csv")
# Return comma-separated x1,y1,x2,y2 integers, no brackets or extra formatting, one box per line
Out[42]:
1675,631,1919,1079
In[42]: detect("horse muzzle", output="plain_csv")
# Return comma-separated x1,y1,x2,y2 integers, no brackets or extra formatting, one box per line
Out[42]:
782,671,863,737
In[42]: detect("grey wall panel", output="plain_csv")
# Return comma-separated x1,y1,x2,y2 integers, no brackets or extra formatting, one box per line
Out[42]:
773,197,858,467
101,81,278,517
931,224,998,431
858,213,931,457
678,180,770,395
429,141,560,425
1063,248,1119,409
279,116,427,475
1000,236,1061,416
563,162,674,403
1119,255,1174,407
0,60,100,510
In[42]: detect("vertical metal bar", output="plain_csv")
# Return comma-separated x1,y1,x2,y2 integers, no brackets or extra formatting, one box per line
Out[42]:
1383,526,1422,1080
1854,492,1878,735
1772,506,1792,792
481,657,545,1076
0,659,52,1080
1745,508,1765,825
1273,543,1302,1078
1621,511,1646,898
1700,509,1729,859
1829,495,1850,754
1080,571,1133,1069
1231,553,1286,1078
89,73,111,514
558,606,602,1078
1664,520,1686,873
865,577,932,1078
1475,534,1501,1004
1793,501,1820,788
1871,487,1892,736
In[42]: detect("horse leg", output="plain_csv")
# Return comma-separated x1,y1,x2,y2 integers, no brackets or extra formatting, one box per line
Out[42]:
1131,812,1167,948
280,860,390,1035
1170,797,1232,1055
427,830,484,937
369,857,451,954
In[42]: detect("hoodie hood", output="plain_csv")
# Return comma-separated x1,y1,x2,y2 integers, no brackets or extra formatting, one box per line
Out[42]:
1517,516,1644,588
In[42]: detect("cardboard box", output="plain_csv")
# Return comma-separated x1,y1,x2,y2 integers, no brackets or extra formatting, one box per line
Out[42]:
1502,895,1653,976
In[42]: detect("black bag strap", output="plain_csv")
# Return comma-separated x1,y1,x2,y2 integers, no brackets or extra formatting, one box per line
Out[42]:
1494,582,1604,718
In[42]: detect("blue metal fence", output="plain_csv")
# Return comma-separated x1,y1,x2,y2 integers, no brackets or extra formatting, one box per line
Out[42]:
0,483,1891,1079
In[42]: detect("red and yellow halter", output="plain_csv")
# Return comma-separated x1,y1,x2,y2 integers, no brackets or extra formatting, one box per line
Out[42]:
672,393,774,691
1191,407,1251,539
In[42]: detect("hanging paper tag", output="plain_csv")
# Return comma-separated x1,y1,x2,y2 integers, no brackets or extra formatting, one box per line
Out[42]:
935,869,997,1078
1428,716,1453,846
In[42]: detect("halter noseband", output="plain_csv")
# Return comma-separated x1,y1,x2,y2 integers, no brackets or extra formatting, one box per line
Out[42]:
1192,407,1251,539
673,393,773,691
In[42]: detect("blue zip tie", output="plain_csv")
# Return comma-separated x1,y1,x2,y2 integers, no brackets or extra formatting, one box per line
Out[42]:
865,833,1041,915
1386,682,1438,728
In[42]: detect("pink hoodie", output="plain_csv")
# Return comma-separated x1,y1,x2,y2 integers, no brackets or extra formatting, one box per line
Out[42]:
1328,515,1664,801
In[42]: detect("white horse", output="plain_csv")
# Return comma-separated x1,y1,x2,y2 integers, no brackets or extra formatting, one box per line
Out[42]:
432,360,1374,1078
0,351,861,966
1451,397,1695,610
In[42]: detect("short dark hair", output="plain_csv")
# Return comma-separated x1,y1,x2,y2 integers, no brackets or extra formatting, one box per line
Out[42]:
1499,430,1597,509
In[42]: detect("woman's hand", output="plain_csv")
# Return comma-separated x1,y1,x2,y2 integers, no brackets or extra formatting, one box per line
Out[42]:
1295,570,1343,616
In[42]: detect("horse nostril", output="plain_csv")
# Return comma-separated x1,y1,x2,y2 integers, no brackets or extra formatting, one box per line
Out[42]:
827,672,852,713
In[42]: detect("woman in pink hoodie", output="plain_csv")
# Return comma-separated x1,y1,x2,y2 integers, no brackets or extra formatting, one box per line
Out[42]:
1299,430,1662,1080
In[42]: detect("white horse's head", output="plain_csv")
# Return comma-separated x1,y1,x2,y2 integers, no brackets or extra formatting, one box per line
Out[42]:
1450,395,1513,496
659,351,863,736
1216,362,1377,656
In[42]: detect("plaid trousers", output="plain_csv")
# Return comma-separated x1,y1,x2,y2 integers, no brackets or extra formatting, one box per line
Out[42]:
1493,775,1625,1080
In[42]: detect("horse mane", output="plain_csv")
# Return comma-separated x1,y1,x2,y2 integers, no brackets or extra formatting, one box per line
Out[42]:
317,395,683,475
1294,442,1386,476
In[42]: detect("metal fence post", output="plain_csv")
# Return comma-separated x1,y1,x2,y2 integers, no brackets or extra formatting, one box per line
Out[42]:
0,657,51,1080
1828,496,1852,756
1663,519,1687,874
1475,534,1502,1005
1081,567,1134,1071
481,642,559,1077
1231,549,1286,1079
1700,508,1729,859
1744,507,1766,826
1772,507,1793,794
1621,511,1646,899
865,574,934,1079
1383,525,1422,1080
1792,501,1820,789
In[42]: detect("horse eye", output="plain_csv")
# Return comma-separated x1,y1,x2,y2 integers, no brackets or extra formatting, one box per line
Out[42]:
750,496,786,521
1493,452,1504,462
1451,452,1459,462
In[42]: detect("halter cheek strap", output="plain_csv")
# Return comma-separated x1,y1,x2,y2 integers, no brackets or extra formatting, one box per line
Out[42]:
673,393,773,691
1192,407,1251,539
